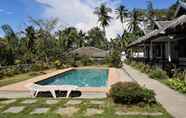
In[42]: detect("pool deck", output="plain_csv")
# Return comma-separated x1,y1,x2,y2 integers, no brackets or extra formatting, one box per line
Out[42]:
0,67,132,98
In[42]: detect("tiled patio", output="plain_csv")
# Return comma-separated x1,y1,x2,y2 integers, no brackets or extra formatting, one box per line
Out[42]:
0,98,164,117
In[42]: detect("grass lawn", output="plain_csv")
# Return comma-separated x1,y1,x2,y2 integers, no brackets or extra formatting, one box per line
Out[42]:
0,71,49,87
0,98,172,118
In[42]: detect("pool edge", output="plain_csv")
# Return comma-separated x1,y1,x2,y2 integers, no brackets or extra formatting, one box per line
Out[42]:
0,67,124,95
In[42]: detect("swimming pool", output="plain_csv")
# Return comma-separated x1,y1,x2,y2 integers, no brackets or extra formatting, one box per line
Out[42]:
36,69,108,87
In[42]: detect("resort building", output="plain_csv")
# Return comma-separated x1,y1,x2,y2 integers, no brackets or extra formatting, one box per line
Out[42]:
128,1,186,70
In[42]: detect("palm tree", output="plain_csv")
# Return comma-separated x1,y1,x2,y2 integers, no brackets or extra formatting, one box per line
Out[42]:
126,9,141,33
94,4,112,34
115,5,128,33
146,0,155,30
25,26,36,52
1,24,18,49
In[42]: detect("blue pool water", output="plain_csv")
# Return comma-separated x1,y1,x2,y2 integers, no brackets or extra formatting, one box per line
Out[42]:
36,69,108,87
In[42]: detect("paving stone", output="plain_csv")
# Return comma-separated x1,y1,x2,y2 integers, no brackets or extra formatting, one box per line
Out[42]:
65,100,82,105
115,112,163,116
90,100,104,105
21,99,37,104
0,99,16,104
46,100,59,105
3,106,25,113
56,107,79,117
30,108,50,114
85,108,104,116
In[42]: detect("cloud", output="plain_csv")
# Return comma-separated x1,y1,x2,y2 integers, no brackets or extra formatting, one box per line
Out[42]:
34,0,124,39
6,11,13,15
0,8,14,15
0,9,5,12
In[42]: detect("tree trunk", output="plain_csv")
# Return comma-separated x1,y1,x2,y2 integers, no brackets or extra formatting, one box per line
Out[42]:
103,27,106,35
122,23,125,34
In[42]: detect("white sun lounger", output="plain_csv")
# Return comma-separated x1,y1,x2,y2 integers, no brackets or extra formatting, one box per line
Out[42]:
26,84,78,98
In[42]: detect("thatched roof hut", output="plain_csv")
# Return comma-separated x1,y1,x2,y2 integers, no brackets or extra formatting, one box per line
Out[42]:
69,47,109,58
155,21,173,29
128,15,186,47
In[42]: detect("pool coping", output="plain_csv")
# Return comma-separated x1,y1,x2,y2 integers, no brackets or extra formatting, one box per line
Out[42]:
0,67,125,94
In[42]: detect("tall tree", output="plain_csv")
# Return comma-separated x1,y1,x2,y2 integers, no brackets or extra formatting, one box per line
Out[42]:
126,9,141,33
115,5,128,33
1,24,18,65
57,27,80,51
29,17,59,32
29,18,60,63
94,4,112,33
1,24,18,49
25,26,36,52
147,0,155,30
167,0,179,19
87,27,108,49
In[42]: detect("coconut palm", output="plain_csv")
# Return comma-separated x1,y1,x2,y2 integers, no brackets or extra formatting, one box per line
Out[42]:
1,24,18,49
126,9,141,33
115,5,128,33
25,26,36,52
146,0,155,30
94,4,112,34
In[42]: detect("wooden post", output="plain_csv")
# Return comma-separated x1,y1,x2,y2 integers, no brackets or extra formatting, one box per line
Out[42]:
150,41,153,60
144,44,146,58
168,36,173,62
168,40,171,62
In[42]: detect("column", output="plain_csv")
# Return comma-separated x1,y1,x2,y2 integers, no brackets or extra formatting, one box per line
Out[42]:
168,36,173,62
150,41,153,60
168,39,171,62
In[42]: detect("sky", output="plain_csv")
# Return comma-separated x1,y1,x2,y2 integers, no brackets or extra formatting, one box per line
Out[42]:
0,0,177,39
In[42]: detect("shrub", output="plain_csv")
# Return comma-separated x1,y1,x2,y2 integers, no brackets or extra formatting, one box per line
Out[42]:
54,60,62,69
149,68,169,80
106,50,122,68
173,71,186,81
5,68,15,77
110,82,156,105
0,70,5,78
15,59,22,65
166,79,186,93
164,63,176,77
31,64,42,71
135,62,145,70
80,56,92,66
130,61,137,67
124,59,132,65
142,64,152,74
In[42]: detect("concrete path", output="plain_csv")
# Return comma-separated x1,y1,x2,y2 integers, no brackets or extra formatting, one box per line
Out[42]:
123,64,186,118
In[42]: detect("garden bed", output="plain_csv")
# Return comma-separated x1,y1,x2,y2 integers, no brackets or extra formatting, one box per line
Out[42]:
124,60,186,95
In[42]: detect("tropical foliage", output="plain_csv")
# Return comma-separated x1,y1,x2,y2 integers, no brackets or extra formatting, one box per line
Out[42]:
125,60,186,95
94,4,112,33
0,1,181,68
0,20,109,67
166,79,186,93
115,5,128,33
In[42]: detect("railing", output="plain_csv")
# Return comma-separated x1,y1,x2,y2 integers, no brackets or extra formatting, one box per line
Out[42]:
129,57,180,68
